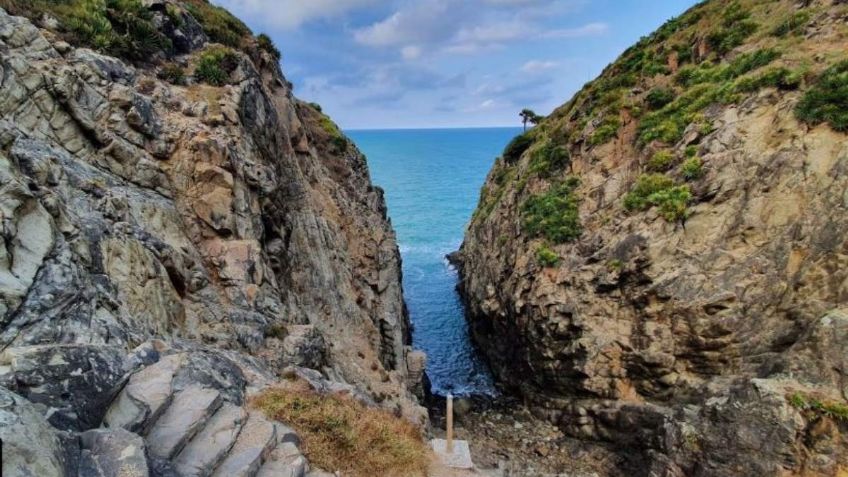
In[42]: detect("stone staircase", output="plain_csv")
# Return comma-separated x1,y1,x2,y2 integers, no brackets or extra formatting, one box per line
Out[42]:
0,343,336,477
102,351,322,477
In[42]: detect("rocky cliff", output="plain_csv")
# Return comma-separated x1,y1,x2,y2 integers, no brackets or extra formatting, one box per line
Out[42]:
0,2,425,475
459,0,848,475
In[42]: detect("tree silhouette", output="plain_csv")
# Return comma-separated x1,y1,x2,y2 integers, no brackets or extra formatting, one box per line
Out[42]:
520,109,542,131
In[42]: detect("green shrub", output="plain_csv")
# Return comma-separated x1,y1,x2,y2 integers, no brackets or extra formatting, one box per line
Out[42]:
522,177,582,243
795,60,848,132
590,116,621,145
771,11,810,37
257,33,281,60
529,141,570,176
646,87,676,110
503,132,534,163
195,46,237,86
677,49,780,87
682,156,703,180
648,150,675,171
734,67,802,93
725,48,781,78
708,20,757,56
685,145,699,157
158,63,185,85
535,245,560,268
185,0,251,48
624,174,691,222
309,102,323,113
651,186,692,221
50,0,172,61
705,2,758,56
623,173,675,211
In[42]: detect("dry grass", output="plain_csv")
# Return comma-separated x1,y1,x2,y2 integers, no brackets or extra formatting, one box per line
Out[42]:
252,387,429,477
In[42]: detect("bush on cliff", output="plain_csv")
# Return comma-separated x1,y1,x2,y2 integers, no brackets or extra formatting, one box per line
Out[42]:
253,388,428,477
503,132,534,163
257,33,281,60
535,245,560,267
624,173,691,222
795,60,848,132
23,0,171,61
646,87,676,110
194,46,237,86
521,177,582,243
529,141,570,176
184,0,251,48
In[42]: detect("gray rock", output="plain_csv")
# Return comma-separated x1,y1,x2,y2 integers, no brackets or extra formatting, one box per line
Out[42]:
0,345,125,431
78,428,149,477
0,387,68,477
211,413,277,477
105,354,183,433
173,404,246,477
146,385,222,460
256,442,307,477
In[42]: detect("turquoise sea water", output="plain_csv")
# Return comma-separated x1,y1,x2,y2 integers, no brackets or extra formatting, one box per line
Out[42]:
348,127,522,397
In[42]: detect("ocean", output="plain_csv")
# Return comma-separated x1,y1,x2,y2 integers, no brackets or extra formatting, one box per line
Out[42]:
347,127,522,397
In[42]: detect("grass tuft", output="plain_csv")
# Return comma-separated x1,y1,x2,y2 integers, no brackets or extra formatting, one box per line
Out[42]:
184,0,251,48
788,392,848,422
795,60,848,132
253,388,428,477
194,46,238,86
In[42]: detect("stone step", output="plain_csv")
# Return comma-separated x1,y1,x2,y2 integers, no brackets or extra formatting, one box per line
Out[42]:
104,354,184,433
146,385,222,460
211,412,278,477
256,442,308,477
173,403,247,477
78,428,149,477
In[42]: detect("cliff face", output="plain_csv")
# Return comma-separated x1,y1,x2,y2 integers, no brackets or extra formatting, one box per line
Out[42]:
0,2,424,475
459,0,848,474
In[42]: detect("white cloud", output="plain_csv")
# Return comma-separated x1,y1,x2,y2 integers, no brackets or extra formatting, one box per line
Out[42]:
401,46,423,60
353,1,457,47
214,0,376,29
520,60,559,73
542,22,609,38
353,0,607,58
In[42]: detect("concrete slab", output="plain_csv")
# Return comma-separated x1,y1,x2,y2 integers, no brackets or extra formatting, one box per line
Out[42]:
431,438,474,469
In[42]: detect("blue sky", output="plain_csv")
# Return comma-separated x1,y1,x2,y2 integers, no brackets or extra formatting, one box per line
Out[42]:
215,0,699,129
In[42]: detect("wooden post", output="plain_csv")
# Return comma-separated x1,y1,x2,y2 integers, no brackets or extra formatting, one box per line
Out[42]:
446,393,454,454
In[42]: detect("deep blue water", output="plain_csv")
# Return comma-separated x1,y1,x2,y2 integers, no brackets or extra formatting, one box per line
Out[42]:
348,127,522,397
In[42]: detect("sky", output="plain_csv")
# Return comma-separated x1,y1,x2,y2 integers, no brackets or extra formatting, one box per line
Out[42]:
214,0,700,129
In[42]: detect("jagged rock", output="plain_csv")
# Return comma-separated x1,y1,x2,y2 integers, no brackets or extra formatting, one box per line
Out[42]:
0,345,125,431
458,0,848,474
0,4,429,475
78,428,149,477
0,388,69,477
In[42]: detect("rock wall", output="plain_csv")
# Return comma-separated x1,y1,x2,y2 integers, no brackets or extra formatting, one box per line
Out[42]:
0,4,424,476
458,0,848,475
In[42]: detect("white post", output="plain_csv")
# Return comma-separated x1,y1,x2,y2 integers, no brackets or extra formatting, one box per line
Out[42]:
446,393,454,454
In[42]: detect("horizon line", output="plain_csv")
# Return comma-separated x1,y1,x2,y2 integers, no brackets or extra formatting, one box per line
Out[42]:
344,125,524,132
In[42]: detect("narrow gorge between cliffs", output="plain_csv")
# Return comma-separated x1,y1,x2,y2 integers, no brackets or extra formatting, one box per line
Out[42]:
349,127,517,398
